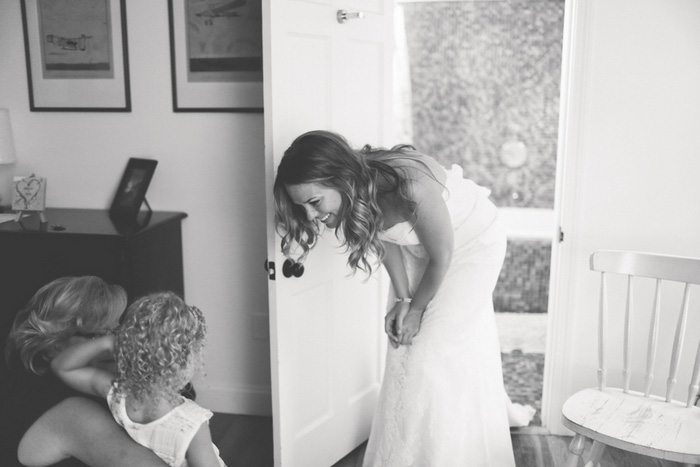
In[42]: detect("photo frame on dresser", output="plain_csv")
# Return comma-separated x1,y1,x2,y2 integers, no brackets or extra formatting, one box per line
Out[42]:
20,0,131,112
167,0,263,112
109,158,157,220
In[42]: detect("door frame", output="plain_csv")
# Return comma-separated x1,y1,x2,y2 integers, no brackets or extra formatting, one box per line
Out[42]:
541,0,592,436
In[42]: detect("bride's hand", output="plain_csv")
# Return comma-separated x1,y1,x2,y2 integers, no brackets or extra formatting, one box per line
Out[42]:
397,307,423,346
385,303,408,349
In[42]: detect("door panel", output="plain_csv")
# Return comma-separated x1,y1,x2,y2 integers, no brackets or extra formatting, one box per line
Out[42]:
279,34,331,131
263,2,393,465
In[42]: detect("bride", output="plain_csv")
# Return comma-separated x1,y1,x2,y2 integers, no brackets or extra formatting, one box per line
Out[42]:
273,130,534,466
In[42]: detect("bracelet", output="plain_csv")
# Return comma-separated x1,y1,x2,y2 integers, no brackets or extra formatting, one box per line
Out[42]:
394,297,412,303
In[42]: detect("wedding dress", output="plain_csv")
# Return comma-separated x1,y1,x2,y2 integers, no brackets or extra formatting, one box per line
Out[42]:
363,165,522,466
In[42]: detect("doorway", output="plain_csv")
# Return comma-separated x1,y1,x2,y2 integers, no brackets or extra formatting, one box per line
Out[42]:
395,0,565,428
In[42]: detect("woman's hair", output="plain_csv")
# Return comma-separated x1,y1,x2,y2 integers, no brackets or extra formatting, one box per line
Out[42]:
5,276,127,374
273,130,432,274
115,291,206,408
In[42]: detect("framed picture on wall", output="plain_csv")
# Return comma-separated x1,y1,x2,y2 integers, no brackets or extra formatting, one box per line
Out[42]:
20,0,131,112
167,0,263,112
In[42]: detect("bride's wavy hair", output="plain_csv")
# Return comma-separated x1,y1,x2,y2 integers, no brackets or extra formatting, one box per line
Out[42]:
273,130,429,275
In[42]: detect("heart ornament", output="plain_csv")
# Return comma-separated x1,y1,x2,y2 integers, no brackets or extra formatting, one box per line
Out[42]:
12,174,46,211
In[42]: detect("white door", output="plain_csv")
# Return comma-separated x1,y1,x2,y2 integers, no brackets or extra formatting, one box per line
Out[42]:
262,1,394,466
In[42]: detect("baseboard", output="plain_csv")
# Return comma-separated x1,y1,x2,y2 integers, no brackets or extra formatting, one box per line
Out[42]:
509,426,552,436
195,383,272,416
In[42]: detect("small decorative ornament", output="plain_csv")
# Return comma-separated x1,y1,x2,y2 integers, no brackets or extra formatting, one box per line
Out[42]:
12,174,47,222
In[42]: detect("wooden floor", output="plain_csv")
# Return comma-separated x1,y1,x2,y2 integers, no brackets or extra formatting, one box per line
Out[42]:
209,414,686,467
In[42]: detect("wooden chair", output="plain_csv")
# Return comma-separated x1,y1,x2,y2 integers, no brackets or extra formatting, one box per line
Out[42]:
562,250,700,467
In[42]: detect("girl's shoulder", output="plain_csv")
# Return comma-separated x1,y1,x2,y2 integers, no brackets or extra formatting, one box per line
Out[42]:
177,398,213,422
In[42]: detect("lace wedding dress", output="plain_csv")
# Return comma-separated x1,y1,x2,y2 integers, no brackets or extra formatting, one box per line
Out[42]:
364,165,520,466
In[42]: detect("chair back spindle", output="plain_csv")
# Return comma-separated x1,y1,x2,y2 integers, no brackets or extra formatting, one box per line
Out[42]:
688,340,700,407
598,272,607,391
667,283,691,402
644,279,661,397
622,275,633,393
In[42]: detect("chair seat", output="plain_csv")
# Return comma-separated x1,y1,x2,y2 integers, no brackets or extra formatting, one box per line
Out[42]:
562,387,700,463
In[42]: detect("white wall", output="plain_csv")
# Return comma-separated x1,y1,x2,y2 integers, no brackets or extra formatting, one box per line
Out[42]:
546,0,700,434
0,1,271,414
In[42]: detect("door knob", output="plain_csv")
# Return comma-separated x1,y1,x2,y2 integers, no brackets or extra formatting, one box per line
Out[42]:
282,259,304,278
337,9,364,24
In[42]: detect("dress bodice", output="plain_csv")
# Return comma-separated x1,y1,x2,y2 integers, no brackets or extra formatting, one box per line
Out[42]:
380,220,419,245
378,164,496,247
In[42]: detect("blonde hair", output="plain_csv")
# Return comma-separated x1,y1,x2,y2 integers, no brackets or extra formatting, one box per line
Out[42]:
5,276,127,374
114,292,206,409
273,130,436,275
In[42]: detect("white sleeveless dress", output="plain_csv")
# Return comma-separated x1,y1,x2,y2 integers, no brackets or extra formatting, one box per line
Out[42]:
363,165,516,467
107,385,226,467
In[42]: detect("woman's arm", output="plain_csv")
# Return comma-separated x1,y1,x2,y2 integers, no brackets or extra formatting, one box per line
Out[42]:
186,423,222,467
381,242,411,349
51,335,116,399
18,397,168,467
396,167,454,345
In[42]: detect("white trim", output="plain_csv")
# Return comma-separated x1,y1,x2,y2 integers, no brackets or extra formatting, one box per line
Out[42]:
498,208,556,241
542,0,593,436
196,383,272,416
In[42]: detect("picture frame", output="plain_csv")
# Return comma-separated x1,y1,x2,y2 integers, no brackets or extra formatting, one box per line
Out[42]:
12,174,47,212
20,0,131,112
167,0,263,112
109,158,158,220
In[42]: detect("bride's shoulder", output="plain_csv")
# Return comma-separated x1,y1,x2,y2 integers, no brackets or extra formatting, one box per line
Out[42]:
386,154,446,190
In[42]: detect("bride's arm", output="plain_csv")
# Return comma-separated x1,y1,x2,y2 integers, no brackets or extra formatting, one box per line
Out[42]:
382,242,410,349
396,168,454,345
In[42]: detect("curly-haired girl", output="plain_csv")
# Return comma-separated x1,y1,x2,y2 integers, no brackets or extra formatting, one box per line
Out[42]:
51,291,225,467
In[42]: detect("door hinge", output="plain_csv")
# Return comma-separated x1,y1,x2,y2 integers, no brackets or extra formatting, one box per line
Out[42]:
558,227,564,243
264,260,276,280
